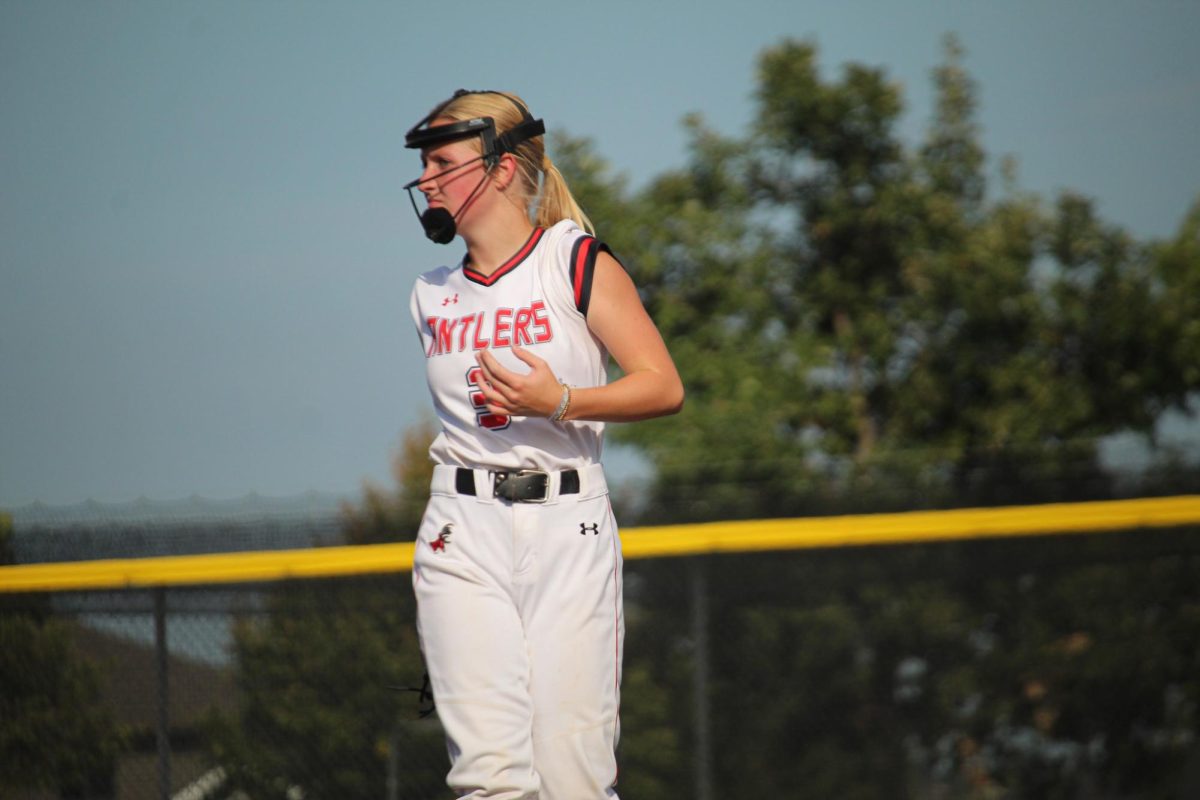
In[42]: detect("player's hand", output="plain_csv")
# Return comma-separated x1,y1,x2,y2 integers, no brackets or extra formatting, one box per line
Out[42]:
474,347,560,418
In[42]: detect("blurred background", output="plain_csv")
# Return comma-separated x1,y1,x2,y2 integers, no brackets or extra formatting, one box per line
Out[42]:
3,1,1199,798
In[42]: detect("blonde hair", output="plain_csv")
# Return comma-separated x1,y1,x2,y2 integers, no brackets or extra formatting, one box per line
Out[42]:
438,91,594,234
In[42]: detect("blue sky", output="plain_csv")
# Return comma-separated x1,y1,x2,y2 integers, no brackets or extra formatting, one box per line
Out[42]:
2,0,1198,507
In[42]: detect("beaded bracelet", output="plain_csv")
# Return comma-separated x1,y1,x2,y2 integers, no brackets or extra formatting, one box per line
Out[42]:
551,383,572,421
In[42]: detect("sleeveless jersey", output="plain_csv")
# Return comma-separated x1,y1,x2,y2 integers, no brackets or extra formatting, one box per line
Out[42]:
409,219,610,470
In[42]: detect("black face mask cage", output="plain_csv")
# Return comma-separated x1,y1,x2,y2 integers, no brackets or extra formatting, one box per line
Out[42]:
403,89,547,244
402,157,494,244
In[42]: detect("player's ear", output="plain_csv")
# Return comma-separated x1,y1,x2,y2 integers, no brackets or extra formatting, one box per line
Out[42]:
494,153,520,191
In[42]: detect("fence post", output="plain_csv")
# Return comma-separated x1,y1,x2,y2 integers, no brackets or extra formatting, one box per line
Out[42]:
690,557,713,800
387,725,400,800
154,587,171,800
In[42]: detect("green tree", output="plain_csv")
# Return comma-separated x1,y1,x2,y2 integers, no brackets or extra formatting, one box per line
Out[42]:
1,513,126,797
1150,197,1200,412
207,420,446,799
560,34,1200,799
580,36,1198,520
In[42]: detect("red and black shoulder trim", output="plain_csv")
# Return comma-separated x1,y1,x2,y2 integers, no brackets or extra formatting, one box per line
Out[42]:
568,235,614,316
463,227,545,286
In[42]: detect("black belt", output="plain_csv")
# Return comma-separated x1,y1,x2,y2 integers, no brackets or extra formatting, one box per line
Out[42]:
455,468,579,503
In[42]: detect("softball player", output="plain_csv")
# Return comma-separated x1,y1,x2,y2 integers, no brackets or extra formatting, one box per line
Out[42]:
403,90,683,799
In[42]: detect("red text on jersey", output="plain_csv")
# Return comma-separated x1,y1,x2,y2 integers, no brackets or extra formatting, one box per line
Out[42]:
425,301,552,357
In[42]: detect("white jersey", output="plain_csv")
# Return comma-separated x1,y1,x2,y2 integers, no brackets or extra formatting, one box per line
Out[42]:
409,219,610,471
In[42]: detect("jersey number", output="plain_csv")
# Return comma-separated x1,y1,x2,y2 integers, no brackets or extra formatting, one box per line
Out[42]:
467,367,510,431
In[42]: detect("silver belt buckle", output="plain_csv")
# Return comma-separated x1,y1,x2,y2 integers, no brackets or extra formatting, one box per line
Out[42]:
492,469,550,503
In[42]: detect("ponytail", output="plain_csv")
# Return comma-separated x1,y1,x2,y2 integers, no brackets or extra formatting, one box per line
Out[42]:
534,154,594,234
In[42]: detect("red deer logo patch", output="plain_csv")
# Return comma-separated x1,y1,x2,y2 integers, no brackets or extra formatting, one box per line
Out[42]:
430,523,453,553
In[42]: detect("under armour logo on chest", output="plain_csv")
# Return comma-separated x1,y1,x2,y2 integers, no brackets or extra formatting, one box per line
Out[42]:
579,522,599,536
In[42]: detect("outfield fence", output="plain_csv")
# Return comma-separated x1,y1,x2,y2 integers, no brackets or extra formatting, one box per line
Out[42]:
3,496,1200,799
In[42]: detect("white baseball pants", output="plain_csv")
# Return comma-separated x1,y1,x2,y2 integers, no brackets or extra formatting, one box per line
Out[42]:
413,463,623,799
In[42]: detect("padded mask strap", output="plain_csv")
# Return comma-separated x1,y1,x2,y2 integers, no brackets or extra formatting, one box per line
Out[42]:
495,117,546,157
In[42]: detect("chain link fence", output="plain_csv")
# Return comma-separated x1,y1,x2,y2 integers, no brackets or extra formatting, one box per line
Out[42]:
4,500,1200,799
